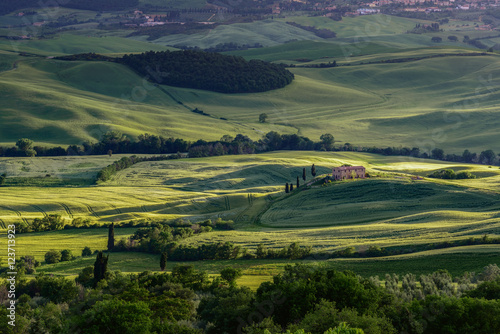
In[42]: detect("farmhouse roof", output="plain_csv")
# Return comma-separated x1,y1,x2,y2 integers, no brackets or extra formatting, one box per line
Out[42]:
333,166,365,170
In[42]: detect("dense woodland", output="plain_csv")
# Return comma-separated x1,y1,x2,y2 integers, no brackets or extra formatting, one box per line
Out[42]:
119,50,294,93
55,51,294,94
1,260,500,333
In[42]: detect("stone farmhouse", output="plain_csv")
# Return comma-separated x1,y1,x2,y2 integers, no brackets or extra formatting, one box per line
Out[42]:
332,166,365,180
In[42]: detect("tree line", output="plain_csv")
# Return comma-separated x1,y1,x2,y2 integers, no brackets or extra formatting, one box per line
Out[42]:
96,154,183,183
2,131,500,172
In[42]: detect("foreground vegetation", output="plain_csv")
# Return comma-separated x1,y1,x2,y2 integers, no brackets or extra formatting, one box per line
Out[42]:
2,259,500,333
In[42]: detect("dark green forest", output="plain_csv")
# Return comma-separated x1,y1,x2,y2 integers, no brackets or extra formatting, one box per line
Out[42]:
120,50,295,93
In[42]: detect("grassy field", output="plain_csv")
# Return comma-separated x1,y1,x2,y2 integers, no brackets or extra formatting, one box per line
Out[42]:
0,34,172,56
136,20,323,48
1,152,500,262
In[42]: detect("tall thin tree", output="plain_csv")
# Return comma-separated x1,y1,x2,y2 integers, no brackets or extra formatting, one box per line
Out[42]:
302,168,306,181
285,182,289,193
160,252,167,271
290,183,294,191
107,223,115,251
93,251,108,287
297,176,300,188
311,164,316,177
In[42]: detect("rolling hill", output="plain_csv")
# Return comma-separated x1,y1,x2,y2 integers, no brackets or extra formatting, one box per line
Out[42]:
1,15,500,153
1,151,500,253
1,46,500,152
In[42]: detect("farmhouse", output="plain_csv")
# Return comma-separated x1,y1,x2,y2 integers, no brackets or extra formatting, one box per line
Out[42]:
332,166,365,180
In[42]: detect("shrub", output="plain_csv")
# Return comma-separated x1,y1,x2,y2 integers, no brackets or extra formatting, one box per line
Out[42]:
82,247,92,257
45,250,62,264
61,249,74,262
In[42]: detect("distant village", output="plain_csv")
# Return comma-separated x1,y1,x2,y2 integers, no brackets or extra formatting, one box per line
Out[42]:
12,0,500,35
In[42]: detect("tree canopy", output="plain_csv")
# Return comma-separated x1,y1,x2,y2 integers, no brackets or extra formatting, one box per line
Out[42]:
120,50,294,93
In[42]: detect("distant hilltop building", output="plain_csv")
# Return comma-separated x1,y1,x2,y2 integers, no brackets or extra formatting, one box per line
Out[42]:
332,166,365,180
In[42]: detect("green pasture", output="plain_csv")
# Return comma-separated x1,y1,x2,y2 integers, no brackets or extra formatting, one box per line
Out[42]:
0,34,170,56
276,14,425,39
137,19,323,49
1,152,500,260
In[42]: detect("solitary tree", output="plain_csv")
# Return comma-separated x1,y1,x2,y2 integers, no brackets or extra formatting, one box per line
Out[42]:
290,183,294,191
0,173,6,186
93,251,108,287
259,113,268,123
285,182,289,193
82,246,92,257
311,164,316,177
302,168,306,181
61,249,74,262
16,138,36,157
320,134,334,151
160,252,167,271
107,223,115,251
45,250,62,264
296,176,300,188
431,36,442,43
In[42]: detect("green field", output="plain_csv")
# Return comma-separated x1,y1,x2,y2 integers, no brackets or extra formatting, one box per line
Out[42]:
135,20,323,48
1,151,500,279
0,34,173,56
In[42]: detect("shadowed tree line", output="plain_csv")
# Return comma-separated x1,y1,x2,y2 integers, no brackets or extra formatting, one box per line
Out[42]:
1,132,499,171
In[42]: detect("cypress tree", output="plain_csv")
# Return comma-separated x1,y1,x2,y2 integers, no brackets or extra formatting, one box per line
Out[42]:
302,168,306,181
297,176,300,188
160,252,167,271
107,223,115,251
93,251,108,287
311,164,316,177
290,184,294,191
285,182,289,193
